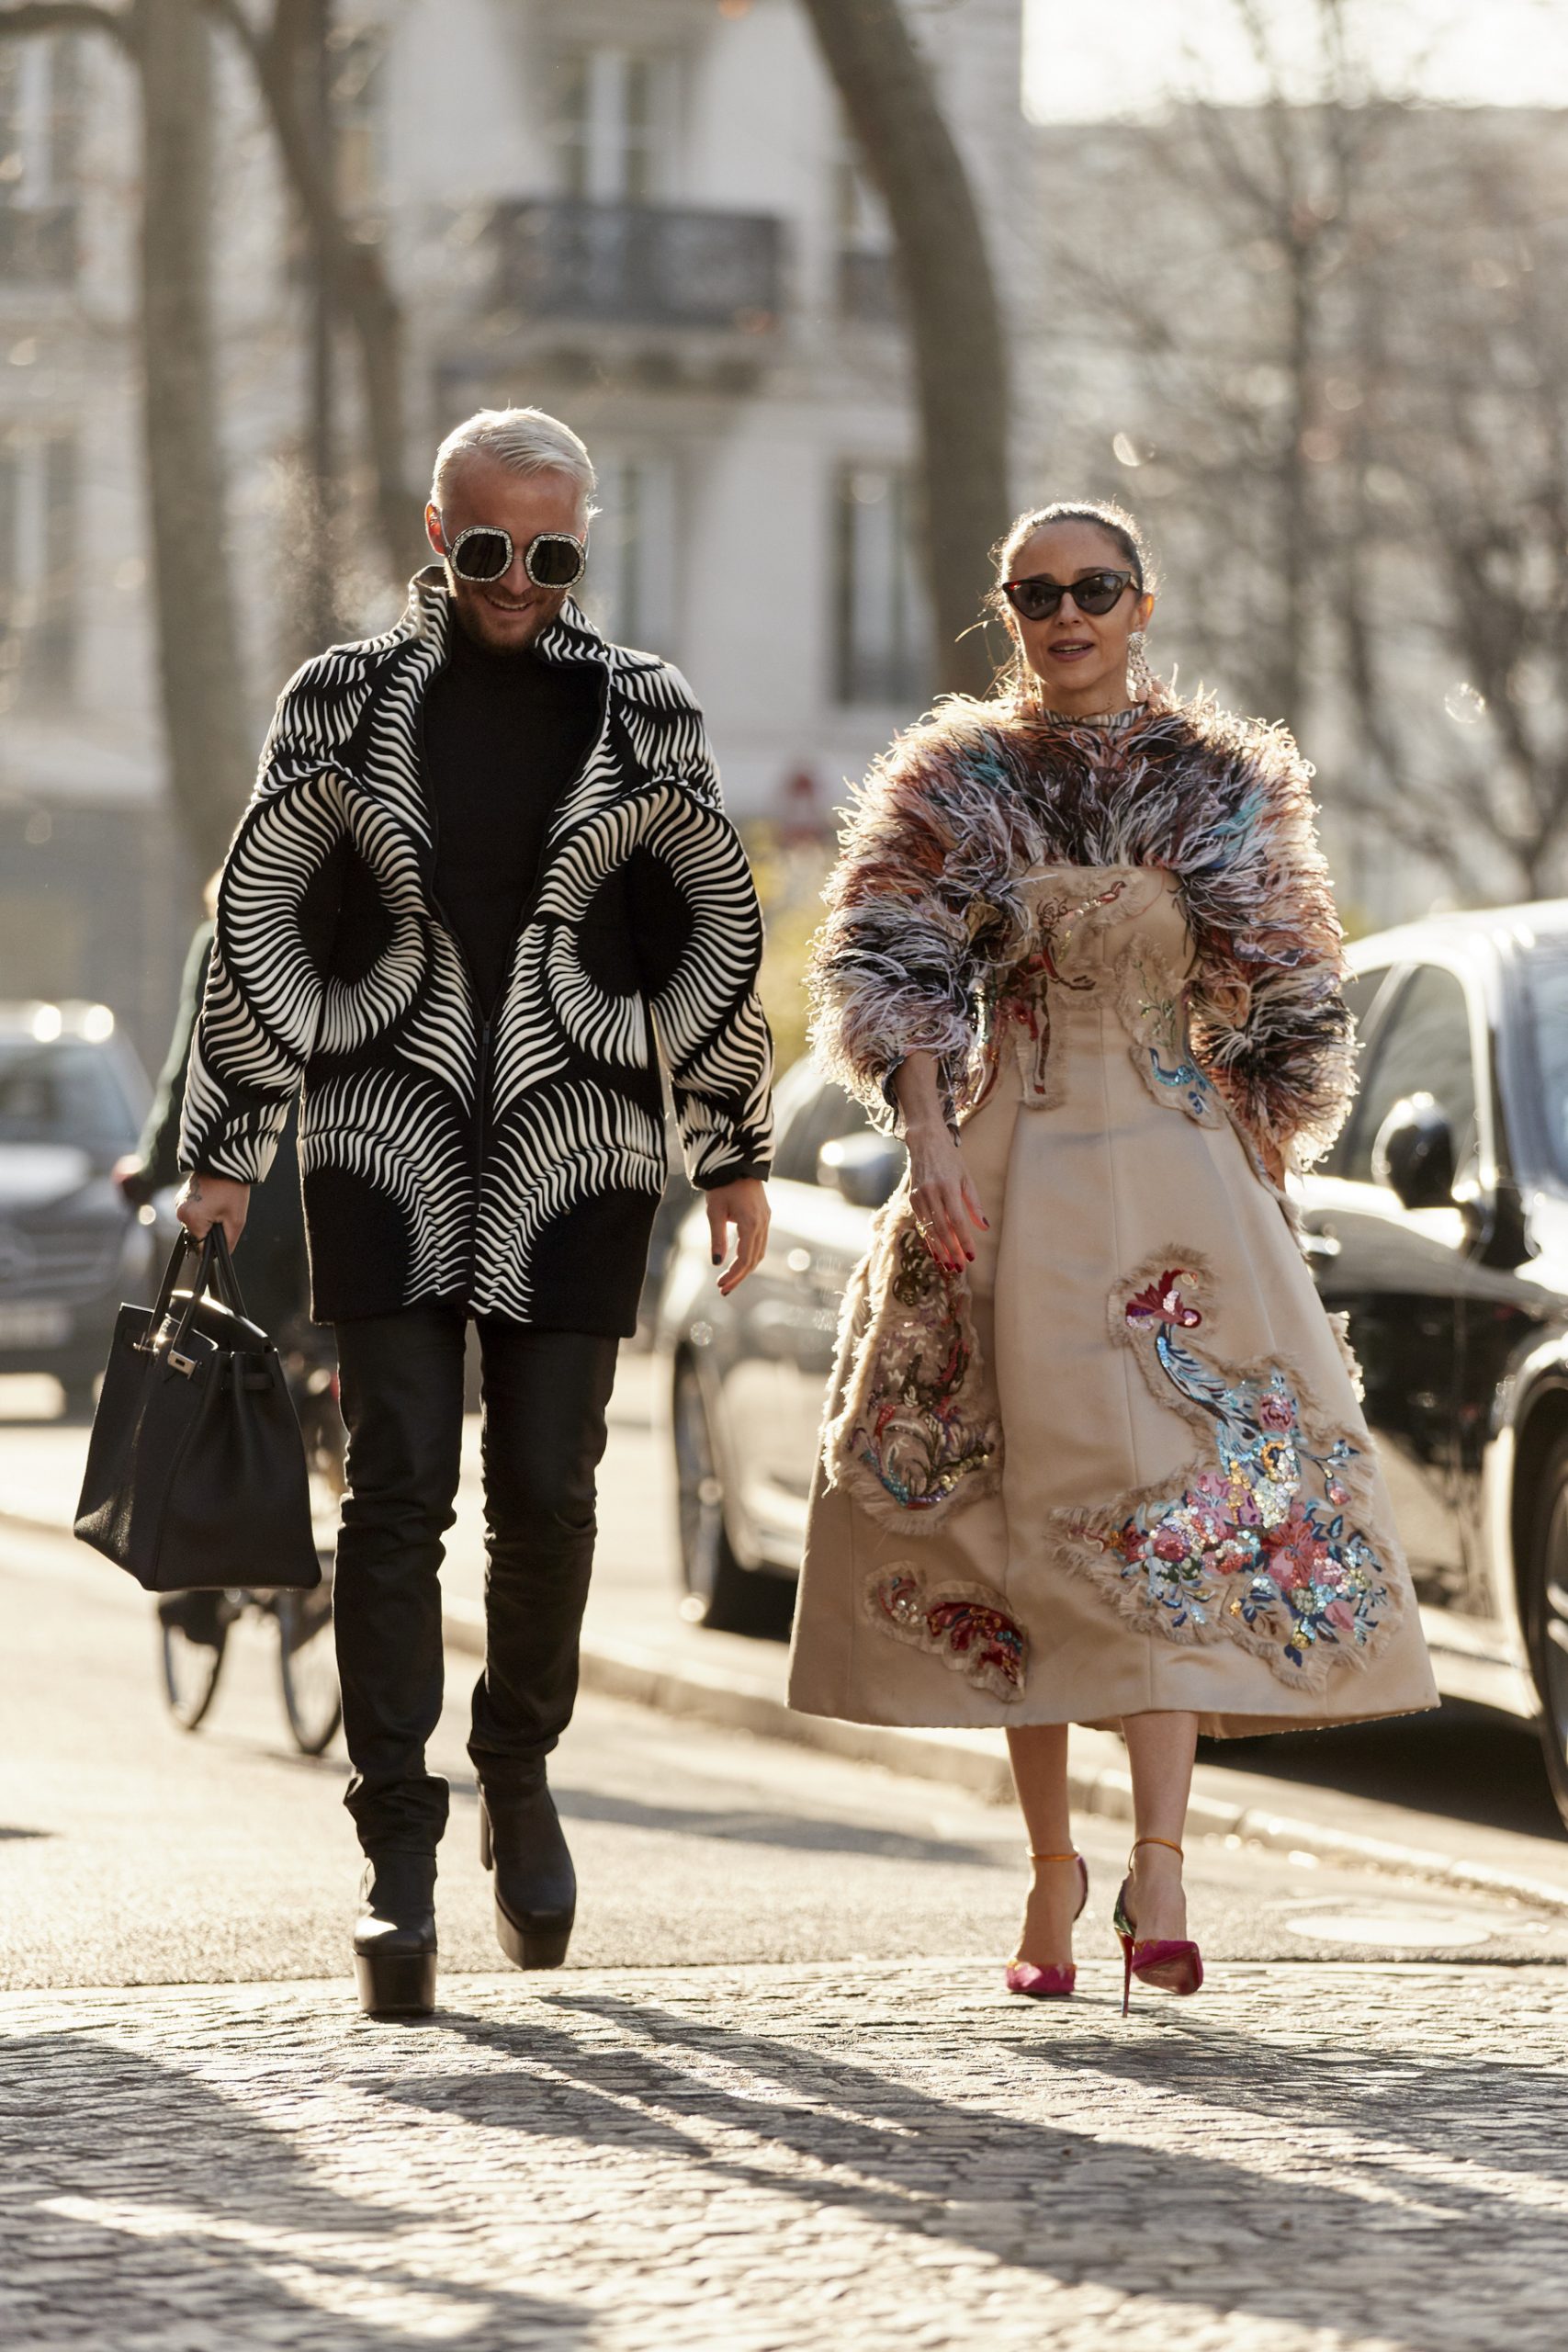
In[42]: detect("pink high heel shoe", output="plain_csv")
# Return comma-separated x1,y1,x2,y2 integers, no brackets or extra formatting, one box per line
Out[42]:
1005,1849,1089,1999
1112,1836,1203,2016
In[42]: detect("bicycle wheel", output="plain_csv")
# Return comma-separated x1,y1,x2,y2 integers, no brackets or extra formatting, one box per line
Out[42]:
276,1569,341,1755
158,1591,232,1732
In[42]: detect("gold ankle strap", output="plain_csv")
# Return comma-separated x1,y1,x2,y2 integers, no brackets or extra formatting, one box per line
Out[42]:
1129,1836,1184,1862
1028,1849,1080,1863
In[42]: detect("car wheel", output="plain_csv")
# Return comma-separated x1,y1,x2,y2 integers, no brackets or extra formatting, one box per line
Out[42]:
672,1354,793,1638
1524,1430,1568,1834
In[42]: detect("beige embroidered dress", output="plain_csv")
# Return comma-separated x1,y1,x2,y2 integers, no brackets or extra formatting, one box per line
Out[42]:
787,699,1438,1737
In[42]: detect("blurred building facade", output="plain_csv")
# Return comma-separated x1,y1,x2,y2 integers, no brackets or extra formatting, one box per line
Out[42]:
0,0,1029,1071
0,32,167,1068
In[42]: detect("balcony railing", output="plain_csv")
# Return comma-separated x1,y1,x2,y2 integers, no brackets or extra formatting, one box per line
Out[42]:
493,198,782,334
0,202,77,286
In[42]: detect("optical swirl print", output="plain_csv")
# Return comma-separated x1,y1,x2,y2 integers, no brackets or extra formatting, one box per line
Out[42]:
177,571,773,1329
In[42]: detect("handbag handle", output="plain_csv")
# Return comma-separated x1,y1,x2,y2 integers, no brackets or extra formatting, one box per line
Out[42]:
155,1221,258,1363
203,1222,253,1321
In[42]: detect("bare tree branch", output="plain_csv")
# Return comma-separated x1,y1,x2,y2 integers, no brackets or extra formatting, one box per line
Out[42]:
204,0,421,582
139,0,253,871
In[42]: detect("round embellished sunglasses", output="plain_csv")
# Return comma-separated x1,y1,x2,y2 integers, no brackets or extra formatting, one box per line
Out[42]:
1001,568,1134,623
442,521,588,591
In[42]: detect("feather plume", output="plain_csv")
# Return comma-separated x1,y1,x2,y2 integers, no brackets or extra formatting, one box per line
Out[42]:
807,688,1354,1161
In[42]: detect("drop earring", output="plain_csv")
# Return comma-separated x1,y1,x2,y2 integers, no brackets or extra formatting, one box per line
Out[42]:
1127,629,1154,702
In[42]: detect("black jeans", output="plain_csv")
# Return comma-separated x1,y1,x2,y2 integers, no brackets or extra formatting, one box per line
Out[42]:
332,1306,619,1854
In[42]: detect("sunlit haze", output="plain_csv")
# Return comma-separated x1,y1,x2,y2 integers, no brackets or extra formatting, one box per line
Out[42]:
1024,0,1568,120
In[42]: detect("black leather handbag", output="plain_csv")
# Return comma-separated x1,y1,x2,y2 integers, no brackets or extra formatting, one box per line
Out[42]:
74,1226,321,1593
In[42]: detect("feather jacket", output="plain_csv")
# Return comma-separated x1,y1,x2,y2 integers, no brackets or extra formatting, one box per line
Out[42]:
179,570,773,1332
807,689,1353,1170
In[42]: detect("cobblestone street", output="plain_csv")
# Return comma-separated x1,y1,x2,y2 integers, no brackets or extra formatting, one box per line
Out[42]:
6,1453,1568,2347
4,1961,1566,2351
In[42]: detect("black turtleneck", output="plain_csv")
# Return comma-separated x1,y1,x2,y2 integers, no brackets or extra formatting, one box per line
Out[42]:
423,615,602,1013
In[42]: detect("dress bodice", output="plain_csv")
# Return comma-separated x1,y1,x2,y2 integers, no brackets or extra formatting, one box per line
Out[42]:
990,863,1218,1125
1017,861,1193,982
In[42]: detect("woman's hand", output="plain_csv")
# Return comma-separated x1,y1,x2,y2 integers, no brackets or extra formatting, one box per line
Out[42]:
908,1123,987,1272
894,1052,987,1272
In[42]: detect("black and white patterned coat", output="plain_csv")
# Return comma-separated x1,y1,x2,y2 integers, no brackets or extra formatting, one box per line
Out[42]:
179,571,774,1333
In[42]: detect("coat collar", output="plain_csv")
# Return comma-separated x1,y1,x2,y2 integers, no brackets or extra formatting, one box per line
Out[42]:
343,568,621,875
397,564,610,673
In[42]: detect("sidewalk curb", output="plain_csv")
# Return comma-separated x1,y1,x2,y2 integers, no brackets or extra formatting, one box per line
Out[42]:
443,1600,1568,1920
14,1499,1567,1924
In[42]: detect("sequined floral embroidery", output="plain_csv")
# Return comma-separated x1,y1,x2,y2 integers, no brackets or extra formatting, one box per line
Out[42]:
827,1221,1001,1529
865,1562,1027,1702
1062,1265,1396,1686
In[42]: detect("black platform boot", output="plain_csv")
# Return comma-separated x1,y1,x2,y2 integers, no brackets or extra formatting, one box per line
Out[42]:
478,1775,575,1970
353,1851,438,2017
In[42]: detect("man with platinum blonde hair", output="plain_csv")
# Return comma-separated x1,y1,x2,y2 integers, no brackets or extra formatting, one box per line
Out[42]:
431,405,598,509
175,404,775,2017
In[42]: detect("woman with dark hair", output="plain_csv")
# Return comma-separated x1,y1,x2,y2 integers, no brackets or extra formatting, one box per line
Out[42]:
788,499,1436,2011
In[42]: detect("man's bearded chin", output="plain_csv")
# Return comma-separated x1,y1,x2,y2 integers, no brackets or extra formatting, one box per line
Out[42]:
452,582,558,653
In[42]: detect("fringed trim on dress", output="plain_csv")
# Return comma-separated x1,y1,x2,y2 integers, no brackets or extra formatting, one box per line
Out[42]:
820,1191,1002,1533
1326,1308,1368,1402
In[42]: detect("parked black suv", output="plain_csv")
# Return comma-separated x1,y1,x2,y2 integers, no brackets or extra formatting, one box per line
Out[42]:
655,902,1568,1831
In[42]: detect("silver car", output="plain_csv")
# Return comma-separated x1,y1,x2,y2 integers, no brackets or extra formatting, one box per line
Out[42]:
655,1052,901,1637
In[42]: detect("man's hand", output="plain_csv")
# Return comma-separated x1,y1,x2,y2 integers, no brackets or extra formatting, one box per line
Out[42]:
705,1177,769,1297
175,1171,251,1252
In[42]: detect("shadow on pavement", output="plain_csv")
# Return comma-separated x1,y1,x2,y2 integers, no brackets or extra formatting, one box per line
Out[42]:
1209,1701,1565,1845
428,1766,1005,1870
0,2029,590,2347
549,1783,1008,1868
405,1988,1562,2351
